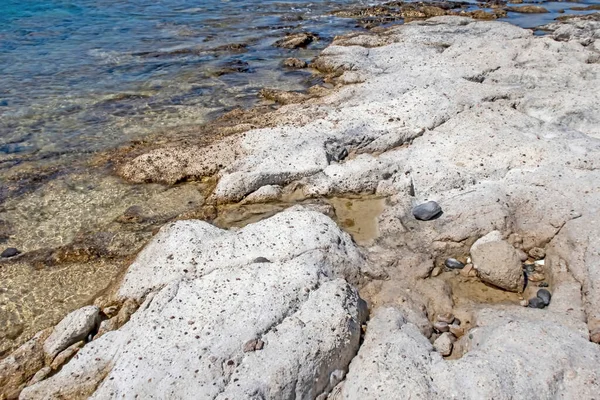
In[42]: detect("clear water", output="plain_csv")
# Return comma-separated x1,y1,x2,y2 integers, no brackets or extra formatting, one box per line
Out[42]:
0,0,598,170
0,0,379,167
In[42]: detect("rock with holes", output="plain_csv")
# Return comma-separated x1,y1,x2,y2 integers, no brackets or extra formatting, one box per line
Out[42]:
339,306,600,399
21,209,367,399
43,306,100,359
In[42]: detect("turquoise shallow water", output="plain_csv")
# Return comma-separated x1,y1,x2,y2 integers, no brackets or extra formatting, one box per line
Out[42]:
0,0,598,168
0,0,378,164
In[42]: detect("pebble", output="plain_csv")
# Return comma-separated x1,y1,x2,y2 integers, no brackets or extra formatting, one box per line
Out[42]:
436,313,455,324
1,247,20,258
460,263,473,277
445,258,465,269
528,297,546,309
528,272,545,282
431,266,442,277
433,332,455,356
412,201,442,221
433,321,449,332
520,299,529,307
243,339,264,352
537,289,551,306
528,247,546,260
252,257,271,263
539,282,549,288
449,324,464,337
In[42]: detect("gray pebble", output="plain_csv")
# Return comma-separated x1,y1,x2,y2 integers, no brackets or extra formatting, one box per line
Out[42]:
528,297,546,309
537,289,551,306
539,282,549,288
1,247,20,258
412,201,442,221
445,258,465,269
433,321,449,332
253,257,271,263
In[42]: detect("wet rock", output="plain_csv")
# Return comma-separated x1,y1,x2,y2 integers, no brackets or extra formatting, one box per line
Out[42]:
43,306,100,359
274,32,318,49
433,332,455,356
282,57,308,68
412,201,442,221
1,247,20,258
528,272,545,282
259,88,309,105
444,258,464,269
528,297,546,309
471,239,524,292
506,6,549,13
528,247,546,260
539,282,549,288
537,289,552,306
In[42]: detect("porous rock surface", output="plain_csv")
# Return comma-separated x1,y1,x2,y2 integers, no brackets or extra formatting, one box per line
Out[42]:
21,209,367,399
16,15,600,400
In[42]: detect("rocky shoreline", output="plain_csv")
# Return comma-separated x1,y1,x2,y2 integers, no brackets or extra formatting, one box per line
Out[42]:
2,13,600,400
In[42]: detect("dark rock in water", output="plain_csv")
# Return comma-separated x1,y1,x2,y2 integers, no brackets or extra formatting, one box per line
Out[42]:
1,247,20,258
445,258,465,269
528,297,546,309
253,257,271,263
537,289,552,306
524,264,536,274
412,201,442,221
539,282,549,288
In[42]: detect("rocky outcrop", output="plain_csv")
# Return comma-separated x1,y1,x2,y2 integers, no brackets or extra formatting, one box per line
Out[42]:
12,15,600,400
21,209,368,399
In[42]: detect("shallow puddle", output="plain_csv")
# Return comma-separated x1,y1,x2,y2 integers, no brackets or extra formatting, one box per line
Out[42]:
329,196,386,245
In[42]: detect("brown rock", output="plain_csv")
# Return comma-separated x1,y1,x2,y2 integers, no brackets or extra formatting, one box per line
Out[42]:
27,366,51,387
436,313,455,324
50,341,84,370
243,339,265,352
471,240,525,292
528,247,546,260
259,88,309,105
506,6,549,13
0,328,52,400
274,32,318,49
282,58,308,69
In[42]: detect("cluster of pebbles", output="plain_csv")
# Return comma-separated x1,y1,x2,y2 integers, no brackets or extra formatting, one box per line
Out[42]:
412,201,554,356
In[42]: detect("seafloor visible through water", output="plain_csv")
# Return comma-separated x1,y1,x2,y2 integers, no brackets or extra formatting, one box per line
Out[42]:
0,0,599,357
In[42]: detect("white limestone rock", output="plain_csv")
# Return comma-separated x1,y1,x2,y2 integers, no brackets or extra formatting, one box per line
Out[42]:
43,306,100,359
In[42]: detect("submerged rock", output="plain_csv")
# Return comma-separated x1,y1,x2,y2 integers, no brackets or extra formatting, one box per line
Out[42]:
412,201,442,221
1,247,20,258
274,32,318,49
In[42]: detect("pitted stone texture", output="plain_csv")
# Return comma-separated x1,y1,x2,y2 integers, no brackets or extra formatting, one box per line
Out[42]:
22,210,366,399
22,258,365,400
339,306,600,399
118,209,363,301
43,306,100,359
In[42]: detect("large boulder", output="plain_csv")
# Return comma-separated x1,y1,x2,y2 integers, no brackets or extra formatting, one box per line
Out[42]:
21,210,367,399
